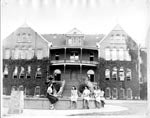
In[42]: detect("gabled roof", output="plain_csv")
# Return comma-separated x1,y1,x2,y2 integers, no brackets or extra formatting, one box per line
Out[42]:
42,34,104,47
112,24,124,31
66,28,83,35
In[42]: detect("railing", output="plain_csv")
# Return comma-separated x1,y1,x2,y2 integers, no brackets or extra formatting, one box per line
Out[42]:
51,59,98,65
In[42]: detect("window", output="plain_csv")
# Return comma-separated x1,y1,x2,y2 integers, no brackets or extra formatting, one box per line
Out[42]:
87,70,95,82
34,86,40,97
70,52,79,61
19,85,24,91
119,48,124,61
90,53,94,61
119,67,125,81
27,48,34,59
126,68,132,81
11,86,17,91
105,48,111,60
36,67,42,79
3,65,8,78
125,50,131,61
27,33,31,42
110,34,114,40
127,88,132,99
68,38,72,45
20,49,26,59
105,87,111,99
54,69,61,81
112,88,118,99
17,33,21,42
3,87,7,95
26,66,31,79
19,67,25,79
115,34,120,40
112,48,117,61
112,67,117,80
120,88,125,99
55,53,59,60
14,48,20,59
37,49,43,59
5,49,10,59
13,66,18,79
24,87,31,97
105,69,110,80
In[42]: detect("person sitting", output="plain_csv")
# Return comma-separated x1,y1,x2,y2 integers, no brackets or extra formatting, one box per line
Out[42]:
70,86,78,109
47,83,58,110
94,86,101,108
100,88,105,108
83,86,90,109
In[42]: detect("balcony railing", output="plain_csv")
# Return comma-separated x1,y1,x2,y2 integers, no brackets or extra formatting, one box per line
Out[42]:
51,59,98,66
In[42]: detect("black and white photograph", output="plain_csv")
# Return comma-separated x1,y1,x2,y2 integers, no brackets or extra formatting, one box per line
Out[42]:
1,0,150,118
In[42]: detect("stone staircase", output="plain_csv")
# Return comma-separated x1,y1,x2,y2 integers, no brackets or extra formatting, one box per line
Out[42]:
63,80,79,97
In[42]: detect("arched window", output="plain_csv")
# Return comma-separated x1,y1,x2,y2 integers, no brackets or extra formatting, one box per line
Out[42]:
36,67,42,79
126,68,132,81
13,66,18,79
127,88,132,99
112,48,117,61
54,69,61,81
37,49,43,60
119,67,125,81
26,65,31,79
3,65,8,78
105,48,111,60
112,67,117,80
105,69,110,80
5,49,10,59
119,48,124,61
120,88,125,99
19,67,25,79
105,87,111,99
34,86,40,97
112,88,118,99
87,70,95,82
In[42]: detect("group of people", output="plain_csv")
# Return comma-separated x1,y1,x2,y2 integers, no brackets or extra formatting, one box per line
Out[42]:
46,77,105,110
70,86,105,109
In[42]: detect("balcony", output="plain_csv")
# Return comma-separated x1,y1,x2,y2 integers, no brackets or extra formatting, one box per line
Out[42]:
51,60,98,66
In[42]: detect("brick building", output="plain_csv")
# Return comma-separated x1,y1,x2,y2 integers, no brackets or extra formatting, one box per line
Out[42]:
2,24,140,99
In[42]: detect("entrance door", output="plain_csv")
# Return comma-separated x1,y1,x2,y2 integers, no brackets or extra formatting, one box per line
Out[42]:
70,70,78,81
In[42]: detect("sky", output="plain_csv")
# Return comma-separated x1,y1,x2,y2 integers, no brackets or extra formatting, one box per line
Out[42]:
1,0,150,46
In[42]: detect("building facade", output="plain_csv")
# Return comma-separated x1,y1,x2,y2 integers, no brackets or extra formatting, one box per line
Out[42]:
3,24,140,99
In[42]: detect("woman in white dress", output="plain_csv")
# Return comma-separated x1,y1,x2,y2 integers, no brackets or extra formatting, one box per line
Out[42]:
94,86,101,108
83,86,90,109
70,86,78,109
100,89,105,108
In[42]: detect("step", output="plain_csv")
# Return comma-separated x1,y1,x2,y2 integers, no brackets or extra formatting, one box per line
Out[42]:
3,96,97,110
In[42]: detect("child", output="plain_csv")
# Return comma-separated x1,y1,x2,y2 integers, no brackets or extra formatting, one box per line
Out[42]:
70,86,78,109
83,86,90,109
